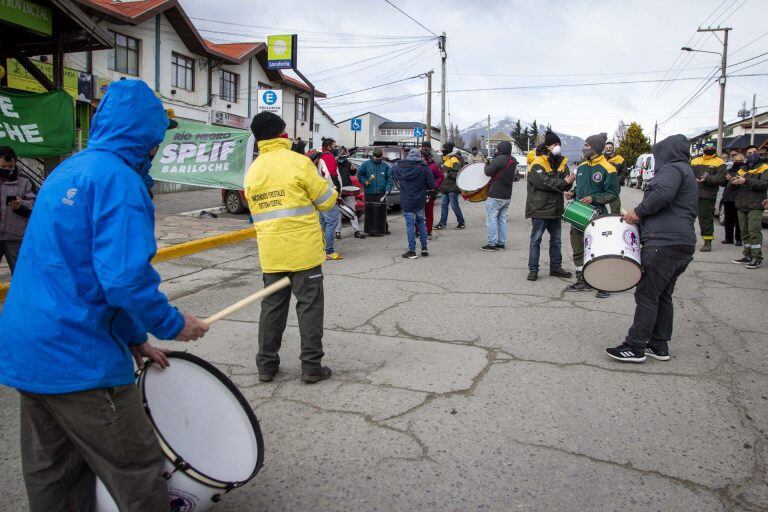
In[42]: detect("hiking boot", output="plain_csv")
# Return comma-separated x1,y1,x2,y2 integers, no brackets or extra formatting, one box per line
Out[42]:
566,280,592,292
455,223,466,229
301,366,333,384
595,290,610,299
699,240,712,252
732,256,752,264
645,344,670,361
421,249,429,257
326,252,344,261
434,224,446,230
480,245,497,252
605,343,646,363
549,269,573,278
496,244,505,250
746,259,762,269
259,369,279,382
354,231,366,239
402,251,418,259
527,271,538,281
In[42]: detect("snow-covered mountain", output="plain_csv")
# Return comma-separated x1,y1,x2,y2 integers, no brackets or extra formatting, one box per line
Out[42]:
460,116,585,163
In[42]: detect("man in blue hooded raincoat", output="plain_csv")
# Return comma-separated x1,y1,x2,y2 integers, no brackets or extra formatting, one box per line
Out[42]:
0,80,208,511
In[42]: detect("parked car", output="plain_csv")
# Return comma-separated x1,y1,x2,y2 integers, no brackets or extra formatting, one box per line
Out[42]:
627,165,639,187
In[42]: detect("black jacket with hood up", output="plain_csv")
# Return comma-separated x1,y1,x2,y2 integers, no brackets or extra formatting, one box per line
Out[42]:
635,134,698,248
483,141,517,200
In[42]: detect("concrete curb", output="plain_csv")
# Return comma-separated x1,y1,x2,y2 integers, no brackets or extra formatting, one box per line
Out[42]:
0,227,256,302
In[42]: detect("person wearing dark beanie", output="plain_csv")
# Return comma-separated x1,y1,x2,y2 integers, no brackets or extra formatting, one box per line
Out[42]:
544,131,561,147
250,111,287,141
564,133,619,298
243,112,338,384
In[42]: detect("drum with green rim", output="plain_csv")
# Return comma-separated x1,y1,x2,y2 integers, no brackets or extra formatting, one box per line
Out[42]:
562,200,597,231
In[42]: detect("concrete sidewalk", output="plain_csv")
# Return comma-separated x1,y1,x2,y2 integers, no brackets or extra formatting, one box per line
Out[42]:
0,186,767,511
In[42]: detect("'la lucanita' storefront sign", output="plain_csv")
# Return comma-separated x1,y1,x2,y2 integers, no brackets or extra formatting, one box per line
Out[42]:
150,119,254,190
0,88,75,157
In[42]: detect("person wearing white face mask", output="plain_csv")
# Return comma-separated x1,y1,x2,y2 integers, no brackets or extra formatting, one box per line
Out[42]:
525,131,575,281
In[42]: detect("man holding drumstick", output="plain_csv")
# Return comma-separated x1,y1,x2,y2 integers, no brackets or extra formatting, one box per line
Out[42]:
0,80,209,512
607,134,697,363
246,111,338,384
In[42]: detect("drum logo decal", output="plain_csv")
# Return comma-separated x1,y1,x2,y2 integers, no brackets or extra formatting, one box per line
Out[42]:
584,235,592,251
170,493,196,512
591,172,603,183
622,229,639,249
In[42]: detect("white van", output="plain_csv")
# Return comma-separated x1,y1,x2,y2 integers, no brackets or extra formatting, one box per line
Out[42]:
634,153,656,190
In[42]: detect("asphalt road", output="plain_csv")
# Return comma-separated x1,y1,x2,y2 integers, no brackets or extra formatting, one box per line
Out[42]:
1,186,767,511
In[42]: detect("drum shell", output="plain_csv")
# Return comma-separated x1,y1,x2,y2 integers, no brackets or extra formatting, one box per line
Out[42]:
562,200,597,231
364,201,387,235
456,163,490,198
582,216,643,292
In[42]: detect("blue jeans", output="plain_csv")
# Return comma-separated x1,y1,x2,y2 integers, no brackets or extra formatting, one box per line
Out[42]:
528,218,563,272
486,198,510,246
404,209,427,252
319,207,340,254
439,193,464,225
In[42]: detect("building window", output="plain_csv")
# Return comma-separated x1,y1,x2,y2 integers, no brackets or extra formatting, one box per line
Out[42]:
172,53,195,91
314,123,320,133
220,70,238,103
108,31,139,76
296,96,307,122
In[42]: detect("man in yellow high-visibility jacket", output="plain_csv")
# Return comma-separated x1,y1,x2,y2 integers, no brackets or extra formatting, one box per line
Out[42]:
245,112,338,384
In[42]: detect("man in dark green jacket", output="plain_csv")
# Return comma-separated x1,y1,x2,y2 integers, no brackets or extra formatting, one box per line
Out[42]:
690,140,726,252
526,132,574,281
731,145,768,269
566,133,619,297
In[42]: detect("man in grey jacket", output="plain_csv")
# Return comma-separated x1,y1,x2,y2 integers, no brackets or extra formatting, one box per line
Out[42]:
0,147,36,274
606,134,697,363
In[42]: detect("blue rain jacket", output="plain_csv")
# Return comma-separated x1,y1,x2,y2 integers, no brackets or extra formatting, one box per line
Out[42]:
0,80,184,394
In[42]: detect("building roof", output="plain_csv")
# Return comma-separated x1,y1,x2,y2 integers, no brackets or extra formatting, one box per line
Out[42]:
690,111,768,140
333,112,388,126
725,134,768,150
490,131,513,141
205,41,265,62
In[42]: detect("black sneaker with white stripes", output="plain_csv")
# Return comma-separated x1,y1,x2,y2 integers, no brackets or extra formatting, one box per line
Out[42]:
645,344,670,361
605,343,646,363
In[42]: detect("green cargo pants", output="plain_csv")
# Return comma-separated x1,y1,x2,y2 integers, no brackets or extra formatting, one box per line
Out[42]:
570,226,585,269
698,197,716,240
738,209,763,262
609,187,622,215
258,266,325,374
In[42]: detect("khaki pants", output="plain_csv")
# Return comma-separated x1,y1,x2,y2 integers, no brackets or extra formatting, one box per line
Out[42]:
20,385,167,512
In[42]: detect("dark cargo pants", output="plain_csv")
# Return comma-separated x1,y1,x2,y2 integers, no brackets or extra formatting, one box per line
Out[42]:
698,197,716,240
19,385,168,512
0,240,21,273
738,209,764,262
258,266,325,374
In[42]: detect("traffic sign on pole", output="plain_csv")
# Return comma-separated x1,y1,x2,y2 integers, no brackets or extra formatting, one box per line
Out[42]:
413,126,424,138
350,118,363,132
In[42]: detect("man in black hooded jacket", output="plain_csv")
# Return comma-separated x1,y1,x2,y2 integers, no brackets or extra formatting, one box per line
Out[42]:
606,134,698,363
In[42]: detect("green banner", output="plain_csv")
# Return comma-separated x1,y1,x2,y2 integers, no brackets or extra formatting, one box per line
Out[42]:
150,119,254,190
0,0,52,36
0,88,75,157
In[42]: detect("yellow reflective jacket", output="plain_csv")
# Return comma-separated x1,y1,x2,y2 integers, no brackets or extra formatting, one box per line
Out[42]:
245,138,338,273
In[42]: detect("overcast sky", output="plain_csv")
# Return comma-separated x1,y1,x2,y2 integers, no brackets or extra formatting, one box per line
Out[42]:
183,0,767,140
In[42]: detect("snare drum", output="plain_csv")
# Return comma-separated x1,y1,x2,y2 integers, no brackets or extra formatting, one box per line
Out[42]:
96,352,264,512
341,185,360,197
582,215,643,292
562,200,597,231
456,163,491,202
337,199,357,220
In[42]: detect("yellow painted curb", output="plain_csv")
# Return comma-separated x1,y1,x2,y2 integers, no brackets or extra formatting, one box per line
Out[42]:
0,227,256,302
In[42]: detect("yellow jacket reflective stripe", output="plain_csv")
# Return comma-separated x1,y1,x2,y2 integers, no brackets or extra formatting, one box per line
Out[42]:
245,137,338,273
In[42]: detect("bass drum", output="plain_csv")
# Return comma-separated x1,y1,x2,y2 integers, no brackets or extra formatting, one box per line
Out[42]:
456,162,490,202
96,352,264,512
583,215,643,292
364,201,388,236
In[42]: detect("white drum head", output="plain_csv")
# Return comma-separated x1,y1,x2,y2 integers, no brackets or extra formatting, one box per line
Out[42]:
140,353,263,485
583,257,642,292
456,162,490,193
341,186,360,193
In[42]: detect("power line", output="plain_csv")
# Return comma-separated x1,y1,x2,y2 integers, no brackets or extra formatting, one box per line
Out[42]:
309,40,430,76
383,0,438,37
660,77,719,125
731,30,768,56
322,74,426,100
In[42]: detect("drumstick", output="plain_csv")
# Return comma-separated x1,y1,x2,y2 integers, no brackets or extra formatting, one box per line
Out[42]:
204,277,291,326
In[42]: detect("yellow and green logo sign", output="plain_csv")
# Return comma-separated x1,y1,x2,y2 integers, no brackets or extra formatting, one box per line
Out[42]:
0,0,52,36
267,34,295,70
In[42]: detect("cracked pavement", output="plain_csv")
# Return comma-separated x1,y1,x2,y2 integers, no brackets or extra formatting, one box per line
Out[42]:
1,186,767,511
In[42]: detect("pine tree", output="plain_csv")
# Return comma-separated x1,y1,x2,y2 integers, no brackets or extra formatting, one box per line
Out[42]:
469,133,482,149
616,122,652,167
511,120,527,152
528,120,539,150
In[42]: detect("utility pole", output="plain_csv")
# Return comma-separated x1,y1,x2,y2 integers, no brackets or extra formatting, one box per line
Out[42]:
426,70,433,144
653,121,658,145
696,26,731,155
439,32,447,150
487,115,491,156
751,93,757,145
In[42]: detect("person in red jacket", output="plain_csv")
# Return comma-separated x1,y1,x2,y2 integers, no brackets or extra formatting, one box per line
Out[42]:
417,148,444,239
